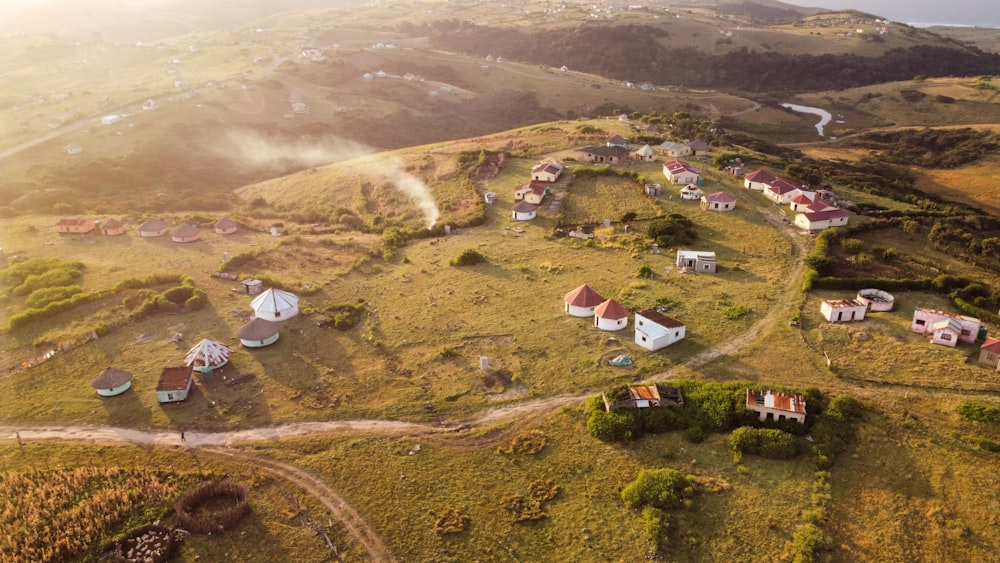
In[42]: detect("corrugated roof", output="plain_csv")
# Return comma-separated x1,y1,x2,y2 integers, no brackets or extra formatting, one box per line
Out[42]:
184,339,233,367
156,366,192,392
981,337,1000,353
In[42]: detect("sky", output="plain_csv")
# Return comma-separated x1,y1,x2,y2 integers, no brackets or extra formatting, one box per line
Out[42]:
781,0,999,28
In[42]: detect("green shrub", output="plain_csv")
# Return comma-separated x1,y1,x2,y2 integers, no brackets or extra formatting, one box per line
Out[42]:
810,394,863,469
621,468,697,510
728,427,799,458
957,401,1000,424
642,506,670,548
450,249,487,266
788,522,829,563
184,289,208,311
1,258,84,288
724,305,751,320
162,285,195,305
26,285,83,308
12,267,84,296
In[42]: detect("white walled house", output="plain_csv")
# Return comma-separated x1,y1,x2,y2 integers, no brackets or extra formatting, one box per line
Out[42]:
821,299,867,323
794,209,849,231
700,191,736,211
663,160,700,185
746,389,806,423
564,284,605,317
676,250,716,273
514,182,547,205
980,337,1000,371
764,179,807,204
743,169,777,191
635,310,686,351
595,299,629,331
911,308,981,347
531,161,564,182
634,144,656,162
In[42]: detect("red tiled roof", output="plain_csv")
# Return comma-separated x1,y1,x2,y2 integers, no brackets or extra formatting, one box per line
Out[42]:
982,337,1000,353
767,179,802,194
565,284,604,307
704,191,735,202
744,169,777,183
637,309,685,328
664,160,700,174
790,194,812,205
595,299,629,319
801,209,849,222
515,182,547,197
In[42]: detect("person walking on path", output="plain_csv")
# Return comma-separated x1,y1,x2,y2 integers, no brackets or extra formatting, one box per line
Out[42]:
180,431,186,442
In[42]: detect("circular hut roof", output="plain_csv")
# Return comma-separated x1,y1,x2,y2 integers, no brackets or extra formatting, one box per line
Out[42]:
250,288,299,315
183,339,234,367
92,367,133,389
237,317,280,340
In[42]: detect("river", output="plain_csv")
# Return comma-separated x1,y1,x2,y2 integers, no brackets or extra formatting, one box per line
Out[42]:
781,103,833,137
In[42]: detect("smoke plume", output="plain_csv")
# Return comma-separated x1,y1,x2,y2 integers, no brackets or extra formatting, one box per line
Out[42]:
215,130,440,228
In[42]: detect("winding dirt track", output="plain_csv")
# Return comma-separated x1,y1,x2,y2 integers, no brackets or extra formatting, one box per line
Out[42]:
205,448,395,562
0,209,811,561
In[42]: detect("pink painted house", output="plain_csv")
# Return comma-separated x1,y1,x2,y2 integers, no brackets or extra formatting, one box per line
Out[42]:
911,308,981,347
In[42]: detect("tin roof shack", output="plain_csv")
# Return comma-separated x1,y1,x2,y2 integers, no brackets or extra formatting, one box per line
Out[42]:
746,389,806,424
603,383,684,411
156,366,193,403
821,299,867,323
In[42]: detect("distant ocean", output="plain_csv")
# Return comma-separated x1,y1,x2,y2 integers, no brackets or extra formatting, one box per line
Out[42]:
781,1,998,29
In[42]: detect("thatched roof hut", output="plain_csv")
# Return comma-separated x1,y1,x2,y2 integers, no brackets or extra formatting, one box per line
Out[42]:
91,367,133,397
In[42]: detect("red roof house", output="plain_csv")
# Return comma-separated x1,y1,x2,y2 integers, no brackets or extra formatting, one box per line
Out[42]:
565,284,605,317
595,299,629,331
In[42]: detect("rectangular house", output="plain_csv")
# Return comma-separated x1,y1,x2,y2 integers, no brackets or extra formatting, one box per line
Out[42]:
821,299,867,323
635,310,686,351
746,389,806,424
911,308,981,347
676,250,716,273
156,366,193,403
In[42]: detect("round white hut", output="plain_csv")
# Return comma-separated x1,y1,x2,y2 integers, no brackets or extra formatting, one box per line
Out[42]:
511,200,537,221
184,339,233,373
91,367,133,397
238,318,280,348
214,217,238,235
564,284,605,317
594,299,629,331
251,288,300,321
171,224,201,243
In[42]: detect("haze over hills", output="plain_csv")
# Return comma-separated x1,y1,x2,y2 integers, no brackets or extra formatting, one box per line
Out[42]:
1,3,1000,560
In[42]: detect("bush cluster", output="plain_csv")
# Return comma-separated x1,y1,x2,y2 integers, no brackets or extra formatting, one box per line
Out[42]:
957,401,1000,424
810,395,862,470
434,507,471,534
728,426,799,458
450,248,487,266
322,302,366,330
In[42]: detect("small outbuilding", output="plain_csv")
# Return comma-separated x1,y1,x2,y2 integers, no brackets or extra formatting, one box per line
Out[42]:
184,339,233,373
511,200,537,221
214,217,238,235
634,144,656,162
238,318,281,348
746,388,806,424
100,218,126,236
980,337,1000,371
251,288,300,321
856,288,894,312
700,191,736,211
603,383,684,411
55,218,95,233
679,184,703,200
821,299,867,323
156,366,193,403
242,279,263,295
634,310,686,351
91,367,133,397
138,218,169,238
171,224,201,243
594,299,629,331
676,250,716,273
564,284,605,317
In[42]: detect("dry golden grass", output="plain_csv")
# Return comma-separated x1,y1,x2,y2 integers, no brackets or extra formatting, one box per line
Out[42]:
914,155,1000,217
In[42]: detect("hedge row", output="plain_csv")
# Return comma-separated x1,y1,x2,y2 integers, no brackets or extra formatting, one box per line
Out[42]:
175,480,250,535
728,426,799,459
810,395,863,470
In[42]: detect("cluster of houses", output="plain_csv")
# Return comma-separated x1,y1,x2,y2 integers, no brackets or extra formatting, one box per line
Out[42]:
54,217,242,242
90,287,298,403
820,292,998,368
743,169,848,231
604,382,807,424
574,134,710,168
511,159,565,221
564,284,686,351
